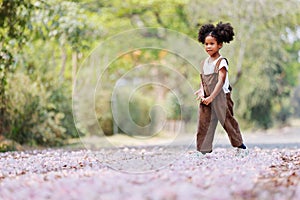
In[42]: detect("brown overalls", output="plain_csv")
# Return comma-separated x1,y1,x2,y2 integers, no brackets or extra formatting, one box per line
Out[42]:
196,58,243,152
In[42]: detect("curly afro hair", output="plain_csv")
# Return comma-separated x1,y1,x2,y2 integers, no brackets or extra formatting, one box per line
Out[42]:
198,22,234,44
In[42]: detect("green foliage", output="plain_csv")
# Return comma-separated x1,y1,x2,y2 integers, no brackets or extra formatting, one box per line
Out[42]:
0,0,300,150
99,113,114,136
95,90,114,136
0,0,96,148
5,73,66,146
286,35,300,118
32,0,99,51
48,82,80,138
0,0,36,82
128,90,155,127
165,92,181,120
0,0,37,136
97,88,159,137
0,0,34,63
121,89,161,136
292,86,300,118
90,0,191,36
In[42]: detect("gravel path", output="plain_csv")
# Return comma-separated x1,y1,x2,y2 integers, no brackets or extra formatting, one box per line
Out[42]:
0,146,299,200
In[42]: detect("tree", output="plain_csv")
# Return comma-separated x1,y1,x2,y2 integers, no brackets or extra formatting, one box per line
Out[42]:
31,0,100,84
0,0,37,136
0,0,99,144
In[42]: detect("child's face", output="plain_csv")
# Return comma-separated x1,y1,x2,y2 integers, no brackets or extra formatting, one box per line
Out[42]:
204,35,223,57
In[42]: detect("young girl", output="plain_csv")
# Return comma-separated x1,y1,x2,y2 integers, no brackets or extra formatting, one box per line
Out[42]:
194,22,247,155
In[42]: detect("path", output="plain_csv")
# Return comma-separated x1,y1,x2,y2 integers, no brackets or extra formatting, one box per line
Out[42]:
74,125,300,149
0,147,299,200
0,126,299,200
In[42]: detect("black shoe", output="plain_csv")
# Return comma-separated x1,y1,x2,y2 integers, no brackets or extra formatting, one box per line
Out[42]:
200,150,212,155
238,143,247,149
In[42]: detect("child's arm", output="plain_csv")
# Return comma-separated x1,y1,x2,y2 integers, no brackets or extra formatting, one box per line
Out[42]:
194,83,204,101
202,67,226,105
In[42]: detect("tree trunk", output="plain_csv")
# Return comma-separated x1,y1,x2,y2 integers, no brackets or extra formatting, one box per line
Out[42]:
72,51,78,91
59,44,67,81
232,41,245,86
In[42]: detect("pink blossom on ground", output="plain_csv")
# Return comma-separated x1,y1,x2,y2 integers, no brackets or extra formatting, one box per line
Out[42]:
0,147,299,200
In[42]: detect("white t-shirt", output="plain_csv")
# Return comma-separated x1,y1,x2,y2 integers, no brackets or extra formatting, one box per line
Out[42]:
203,56,230,94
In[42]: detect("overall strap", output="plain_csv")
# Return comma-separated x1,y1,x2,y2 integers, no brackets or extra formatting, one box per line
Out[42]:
199,60,206,94
199,60,205,74
214,57,228,73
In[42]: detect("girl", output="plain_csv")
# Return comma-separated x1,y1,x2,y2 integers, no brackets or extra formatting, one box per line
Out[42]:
194,22,247,155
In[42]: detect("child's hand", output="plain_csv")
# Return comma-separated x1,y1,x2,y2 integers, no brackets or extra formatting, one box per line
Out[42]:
202,96,213,105
194,89,204,101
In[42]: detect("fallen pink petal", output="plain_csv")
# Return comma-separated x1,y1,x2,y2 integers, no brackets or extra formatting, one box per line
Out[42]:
0,147,299,200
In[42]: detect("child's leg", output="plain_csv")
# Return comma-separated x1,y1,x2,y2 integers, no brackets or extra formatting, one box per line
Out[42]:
197,104,218,152
219,93,243,147
201,117,218,152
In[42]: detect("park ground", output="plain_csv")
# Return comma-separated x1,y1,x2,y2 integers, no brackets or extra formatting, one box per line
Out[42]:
0,122,299,200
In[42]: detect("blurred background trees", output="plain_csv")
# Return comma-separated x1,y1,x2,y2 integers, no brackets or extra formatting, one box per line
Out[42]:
0,0,299,149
